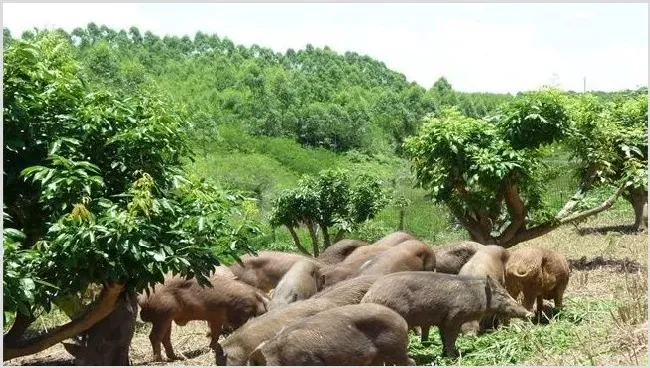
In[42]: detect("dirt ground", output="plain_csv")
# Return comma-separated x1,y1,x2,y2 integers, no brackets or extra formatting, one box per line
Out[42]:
5,214,648,366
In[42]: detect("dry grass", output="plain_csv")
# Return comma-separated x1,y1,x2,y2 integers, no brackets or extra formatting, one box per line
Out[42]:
5,208,648,366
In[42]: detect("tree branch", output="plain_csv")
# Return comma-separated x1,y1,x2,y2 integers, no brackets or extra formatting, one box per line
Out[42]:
333,229,347,243
3,283,125,361
497,182,527,245
449,205,491,244
503,182,626,247
305,220,320,257
555,164,598,219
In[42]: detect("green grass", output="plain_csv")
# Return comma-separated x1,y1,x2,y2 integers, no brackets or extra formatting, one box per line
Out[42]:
408,298,621,366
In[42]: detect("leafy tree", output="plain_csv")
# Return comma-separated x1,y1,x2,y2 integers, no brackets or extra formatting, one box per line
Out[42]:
567,92,648,231
3,32,262,364
270,169,389,256
405,89,629,247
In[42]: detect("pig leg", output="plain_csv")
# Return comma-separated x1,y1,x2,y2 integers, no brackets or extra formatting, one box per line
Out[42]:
420,324,431,344
440,322,461,358
208,319,224,349
149,319,172,362
162,322,180,361
536,295,545,323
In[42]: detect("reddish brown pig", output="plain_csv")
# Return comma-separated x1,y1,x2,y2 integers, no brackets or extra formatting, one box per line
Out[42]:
371,231,416,248
318,239,370,265
458,245,509,332
361,272,532,355
433,241,483,274
137,274,269,362
247,304,415,366
355,240,436,276
505,246,570,321
269,260,320,310
228,251,318,292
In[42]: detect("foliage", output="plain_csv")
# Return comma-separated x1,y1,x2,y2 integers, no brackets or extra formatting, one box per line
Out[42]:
405,89,634,246
2,32,262,333
270,168,389,254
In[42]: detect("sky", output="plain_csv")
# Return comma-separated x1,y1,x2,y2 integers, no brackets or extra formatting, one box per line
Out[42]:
3,2,648,93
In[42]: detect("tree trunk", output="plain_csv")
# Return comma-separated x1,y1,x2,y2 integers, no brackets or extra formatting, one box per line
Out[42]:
625,188,648,232
286,226,310,255
3,283,125,361
62,291,138,365
306,221,320,257
398,209,405,230
321,224,331,250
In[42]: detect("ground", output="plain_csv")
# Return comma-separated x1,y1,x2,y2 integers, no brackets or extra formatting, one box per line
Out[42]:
5,209,647,366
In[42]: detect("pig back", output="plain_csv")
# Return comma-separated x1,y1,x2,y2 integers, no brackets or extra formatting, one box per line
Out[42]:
313,275,380,305
355,240,436,276
318,239,369,265
219,298,337,366
371,231,416,248
361,271,489,327
229,251,317,292
434,241,483,274
458,245,507,285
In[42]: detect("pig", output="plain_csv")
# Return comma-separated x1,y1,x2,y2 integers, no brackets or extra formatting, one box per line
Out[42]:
505,246,570,321
137,274,269,362
317,246,390,289
361,272,532,356
318,239,370,265
215,298,337,366
247,304,415,366
371,231,416,248
211,265,236,279
312,275,381,305
228,251,318,292
433,241,483,274
458,245,509,332
269,260,320,310
355,240,436,277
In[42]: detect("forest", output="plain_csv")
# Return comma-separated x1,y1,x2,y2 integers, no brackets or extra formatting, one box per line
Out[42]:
3,24,648,366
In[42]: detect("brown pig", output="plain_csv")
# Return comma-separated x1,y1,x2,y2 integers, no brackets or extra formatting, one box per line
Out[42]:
247,304,415,366
317,246,390,289
355,240,436,277
371,231,416,248
318,239,370,265
458,245,509,332
505,246,570,321
137,274,269,362
268,260,320,310
215,298,337,366
228,251,318,292
312,275,381,305
361,272,532,356
433,241,483,274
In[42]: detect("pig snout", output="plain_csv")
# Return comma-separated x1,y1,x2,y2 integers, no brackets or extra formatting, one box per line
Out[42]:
499,295,531,319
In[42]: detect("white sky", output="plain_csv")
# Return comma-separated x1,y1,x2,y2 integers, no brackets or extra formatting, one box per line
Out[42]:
3,3,648,93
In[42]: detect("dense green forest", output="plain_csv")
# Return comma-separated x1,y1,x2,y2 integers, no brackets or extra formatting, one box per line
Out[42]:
4,24,645,248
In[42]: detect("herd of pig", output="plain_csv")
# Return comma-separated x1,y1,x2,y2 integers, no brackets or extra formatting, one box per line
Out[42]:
136,232,571,365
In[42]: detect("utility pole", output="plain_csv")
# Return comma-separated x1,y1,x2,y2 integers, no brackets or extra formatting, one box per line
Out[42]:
583,76,586,93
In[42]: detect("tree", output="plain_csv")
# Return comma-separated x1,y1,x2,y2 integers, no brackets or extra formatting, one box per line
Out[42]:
568,92,648,231
270,169,389,256
404,89,629,247
3,32,262,364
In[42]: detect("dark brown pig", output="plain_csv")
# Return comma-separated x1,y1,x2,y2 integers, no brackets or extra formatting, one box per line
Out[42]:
269,260,320,310
247,304,415,366
505,246,570,321
215,298,337,366
361,272,532,356
228,251,318,292
137,274,269,362
312,275,380,305
318,239,370,265
355,240,436,276
458,245,509,332
433,241,483,274
371,231,416,248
